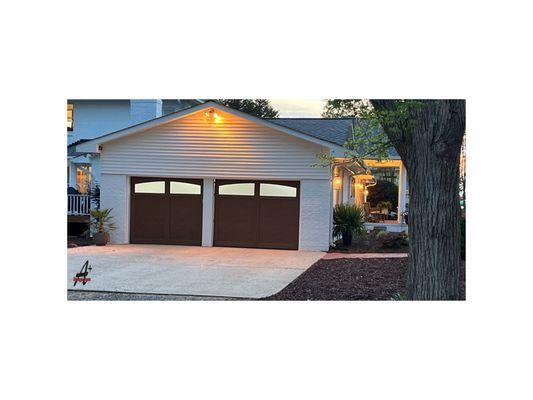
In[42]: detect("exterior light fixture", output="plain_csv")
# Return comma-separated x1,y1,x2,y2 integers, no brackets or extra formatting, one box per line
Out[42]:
333,176,342,190
205,108,218,119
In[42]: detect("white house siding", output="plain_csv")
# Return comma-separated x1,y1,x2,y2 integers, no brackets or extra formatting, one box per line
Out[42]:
300,179,331,251
100,174,129,244
99,109,330,180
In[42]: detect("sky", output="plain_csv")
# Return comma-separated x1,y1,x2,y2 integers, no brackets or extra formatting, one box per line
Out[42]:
270,99,326,118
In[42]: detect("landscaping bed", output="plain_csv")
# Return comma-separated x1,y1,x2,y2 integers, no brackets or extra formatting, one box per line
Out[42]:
265,258,466,301
330,231,409,253
67,237,94,248
331,237,409,253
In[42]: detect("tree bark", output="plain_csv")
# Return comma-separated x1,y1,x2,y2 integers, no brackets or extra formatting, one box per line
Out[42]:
370,100,465,300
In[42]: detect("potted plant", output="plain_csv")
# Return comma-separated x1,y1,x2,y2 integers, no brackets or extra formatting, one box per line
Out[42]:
333,204,365,246
376,201,393,215
89,208,116,246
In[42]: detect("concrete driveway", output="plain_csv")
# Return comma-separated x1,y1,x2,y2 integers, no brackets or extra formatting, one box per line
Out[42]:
67,245,324,299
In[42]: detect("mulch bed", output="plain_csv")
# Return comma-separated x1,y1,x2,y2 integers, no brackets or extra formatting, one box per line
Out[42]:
67,237,94,248
265,258,466,301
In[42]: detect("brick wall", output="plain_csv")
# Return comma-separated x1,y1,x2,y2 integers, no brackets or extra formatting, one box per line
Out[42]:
100,174,129,244
299,179,331,251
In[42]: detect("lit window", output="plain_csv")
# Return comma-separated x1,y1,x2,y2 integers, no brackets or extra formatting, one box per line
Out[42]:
366,166,400,221
170,181,201,195
134,181,165,194
67,103,73,131
218,183,255,196
259,183,297,197
76,165,92,193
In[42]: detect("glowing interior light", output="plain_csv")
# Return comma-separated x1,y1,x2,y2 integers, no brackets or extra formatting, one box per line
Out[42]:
333,176,342,190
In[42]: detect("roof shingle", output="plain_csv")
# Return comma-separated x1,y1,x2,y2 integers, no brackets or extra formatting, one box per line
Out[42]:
267,118,399,157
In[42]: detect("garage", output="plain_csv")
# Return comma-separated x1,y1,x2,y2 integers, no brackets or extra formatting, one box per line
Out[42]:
214,180,300,250
80,102,334,251
130,177,203,245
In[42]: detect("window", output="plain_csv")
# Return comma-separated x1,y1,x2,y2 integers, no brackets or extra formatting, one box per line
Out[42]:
218,183,255,196
170,181,201,195
67,103,73,131
366,166,400,221
76,165,92,193
134,181,165,194
259,183,297,197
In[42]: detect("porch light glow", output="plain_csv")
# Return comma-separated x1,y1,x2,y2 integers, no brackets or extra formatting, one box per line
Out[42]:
333,176,342,190
205,108,218,119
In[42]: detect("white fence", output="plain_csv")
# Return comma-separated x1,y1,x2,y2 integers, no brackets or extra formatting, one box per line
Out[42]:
68,194,91,215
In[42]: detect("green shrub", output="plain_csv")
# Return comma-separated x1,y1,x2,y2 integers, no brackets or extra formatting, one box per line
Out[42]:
379,232,408,248
333,204,366,246
375,230,389,240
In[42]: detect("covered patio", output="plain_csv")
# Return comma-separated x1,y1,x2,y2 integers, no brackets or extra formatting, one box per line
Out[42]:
332,158,408,232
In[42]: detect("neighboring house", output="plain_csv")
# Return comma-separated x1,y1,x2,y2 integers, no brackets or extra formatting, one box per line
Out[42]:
74,101,408,251
67,99,202,193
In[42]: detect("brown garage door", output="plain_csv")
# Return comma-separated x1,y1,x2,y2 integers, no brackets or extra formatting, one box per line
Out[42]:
130,177,203,245
214,180,300,250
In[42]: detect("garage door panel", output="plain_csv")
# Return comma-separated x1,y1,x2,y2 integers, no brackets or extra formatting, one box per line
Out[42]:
169,196,202,245
258,198,299,249
214,196,258,247
131,195,169,243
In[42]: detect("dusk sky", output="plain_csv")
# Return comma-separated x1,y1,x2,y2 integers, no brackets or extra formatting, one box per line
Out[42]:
270,99,326,118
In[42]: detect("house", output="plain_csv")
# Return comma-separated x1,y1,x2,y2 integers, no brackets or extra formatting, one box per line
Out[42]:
72,101,408,251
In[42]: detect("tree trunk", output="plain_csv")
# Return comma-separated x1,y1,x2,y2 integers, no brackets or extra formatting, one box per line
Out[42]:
370,100,465,300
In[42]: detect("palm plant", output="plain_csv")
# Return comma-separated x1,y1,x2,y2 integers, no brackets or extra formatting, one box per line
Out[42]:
332,204,366,246
88,208,116,246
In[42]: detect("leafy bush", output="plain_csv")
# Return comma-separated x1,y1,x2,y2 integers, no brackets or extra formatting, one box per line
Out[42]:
378,231,408,248
333,204,366,246
375,230,389,240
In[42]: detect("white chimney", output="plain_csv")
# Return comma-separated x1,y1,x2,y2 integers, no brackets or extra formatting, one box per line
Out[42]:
130,100,163,124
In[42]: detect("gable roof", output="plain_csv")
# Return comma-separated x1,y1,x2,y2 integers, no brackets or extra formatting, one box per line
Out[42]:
77,101,345,153
74,101,399,158
267,118,354,146
269,118,399,157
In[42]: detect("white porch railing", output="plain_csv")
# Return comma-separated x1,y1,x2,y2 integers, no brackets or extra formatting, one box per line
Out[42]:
68,194,91,215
